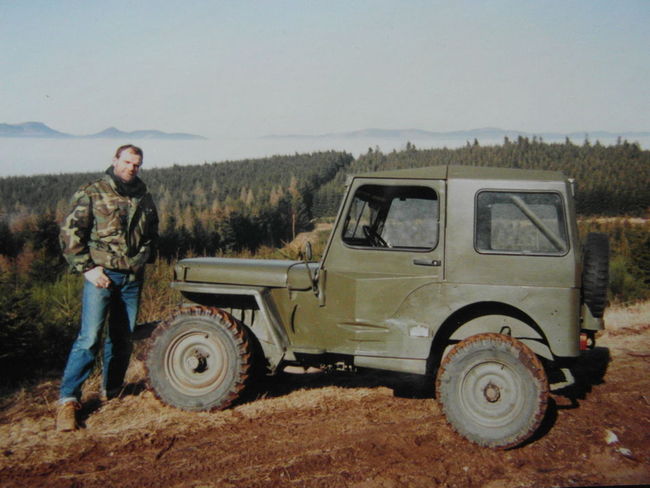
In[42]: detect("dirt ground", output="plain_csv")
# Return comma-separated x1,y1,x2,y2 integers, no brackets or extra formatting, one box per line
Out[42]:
1,303,649,488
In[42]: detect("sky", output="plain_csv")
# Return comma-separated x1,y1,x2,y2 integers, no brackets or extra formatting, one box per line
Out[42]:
1,0,650,139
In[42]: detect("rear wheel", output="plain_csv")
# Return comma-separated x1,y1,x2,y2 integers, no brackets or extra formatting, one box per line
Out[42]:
436,333,548,449
146,307,252,411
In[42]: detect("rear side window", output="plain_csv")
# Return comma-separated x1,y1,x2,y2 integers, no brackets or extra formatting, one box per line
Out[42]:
342,184,439,250
476,191,568,255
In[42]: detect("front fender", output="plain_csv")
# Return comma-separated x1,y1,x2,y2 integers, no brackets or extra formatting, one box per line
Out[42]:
171,282,288,370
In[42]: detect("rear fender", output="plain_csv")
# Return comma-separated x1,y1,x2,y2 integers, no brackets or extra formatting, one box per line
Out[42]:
429,302,553,374
448,314,553,360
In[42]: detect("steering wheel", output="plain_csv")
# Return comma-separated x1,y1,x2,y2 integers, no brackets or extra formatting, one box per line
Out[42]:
362,225,388,247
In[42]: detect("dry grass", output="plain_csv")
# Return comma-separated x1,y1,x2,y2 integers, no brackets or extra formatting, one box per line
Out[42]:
579,217,648,225
604,301,650,331
137,259,182,324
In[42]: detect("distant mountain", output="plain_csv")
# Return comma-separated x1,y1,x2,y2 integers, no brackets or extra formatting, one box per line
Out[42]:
265,127,650,141
0,121,71,138
87,127,206,140
0,122,205,140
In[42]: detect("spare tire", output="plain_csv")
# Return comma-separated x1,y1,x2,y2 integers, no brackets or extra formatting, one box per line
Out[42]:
582,232,609,318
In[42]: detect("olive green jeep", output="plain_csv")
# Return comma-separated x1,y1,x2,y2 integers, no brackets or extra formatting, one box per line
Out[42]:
146,165,609,448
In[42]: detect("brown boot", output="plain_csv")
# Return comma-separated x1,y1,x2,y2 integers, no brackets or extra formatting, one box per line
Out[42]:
56,401,80,432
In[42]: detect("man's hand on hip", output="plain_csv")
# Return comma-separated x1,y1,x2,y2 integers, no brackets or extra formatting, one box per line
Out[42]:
84,266,111,288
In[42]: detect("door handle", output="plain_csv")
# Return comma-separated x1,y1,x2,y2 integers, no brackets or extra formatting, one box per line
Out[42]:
413,259,441,267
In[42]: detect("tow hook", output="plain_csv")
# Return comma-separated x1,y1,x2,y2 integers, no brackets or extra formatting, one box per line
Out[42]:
580,331,596,350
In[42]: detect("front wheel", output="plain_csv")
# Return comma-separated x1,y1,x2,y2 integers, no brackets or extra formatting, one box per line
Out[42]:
436,333,548,449
146,307,252,411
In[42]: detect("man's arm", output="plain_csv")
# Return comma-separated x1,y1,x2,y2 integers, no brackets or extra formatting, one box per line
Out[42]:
59,188,111,288
59,188,96,274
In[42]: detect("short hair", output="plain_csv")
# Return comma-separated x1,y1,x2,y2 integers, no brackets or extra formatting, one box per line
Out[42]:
114,144,143,159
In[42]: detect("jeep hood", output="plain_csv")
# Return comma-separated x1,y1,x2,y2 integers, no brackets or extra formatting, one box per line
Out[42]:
175,257,317,290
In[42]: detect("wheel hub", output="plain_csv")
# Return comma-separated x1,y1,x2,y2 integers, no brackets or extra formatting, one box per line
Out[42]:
185,349,209,373
483,382,501,403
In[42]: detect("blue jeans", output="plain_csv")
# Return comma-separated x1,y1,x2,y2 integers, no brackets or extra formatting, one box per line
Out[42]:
59,270,141,403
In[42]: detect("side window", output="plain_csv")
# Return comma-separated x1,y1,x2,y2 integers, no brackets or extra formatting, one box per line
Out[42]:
342,184,439,250
476,191,568,255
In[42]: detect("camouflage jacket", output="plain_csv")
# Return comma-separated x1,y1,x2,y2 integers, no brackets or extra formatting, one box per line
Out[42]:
59,173,158,278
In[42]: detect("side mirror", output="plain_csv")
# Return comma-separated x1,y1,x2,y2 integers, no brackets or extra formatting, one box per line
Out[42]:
303,241,318,294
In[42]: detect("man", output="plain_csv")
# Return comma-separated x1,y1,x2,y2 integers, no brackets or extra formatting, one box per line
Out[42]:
57,144,158,431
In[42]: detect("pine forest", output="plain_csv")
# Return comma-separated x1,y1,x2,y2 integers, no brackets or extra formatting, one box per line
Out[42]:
0,137,648,384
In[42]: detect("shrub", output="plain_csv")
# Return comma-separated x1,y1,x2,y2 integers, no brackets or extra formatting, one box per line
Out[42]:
0,276,42,384
609,255,649,303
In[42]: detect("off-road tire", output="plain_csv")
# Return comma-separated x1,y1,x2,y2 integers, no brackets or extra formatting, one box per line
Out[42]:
436,333,548,449
582,232,609,318
146,306,252,411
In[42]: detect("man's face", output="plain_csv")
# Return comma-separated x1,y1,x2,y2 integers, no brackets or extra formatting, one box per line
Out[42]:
112,149,142,183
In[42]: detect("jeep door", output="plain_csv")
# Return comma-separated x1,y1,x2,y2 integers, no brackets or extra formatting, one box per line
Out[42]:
314,177,446,359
